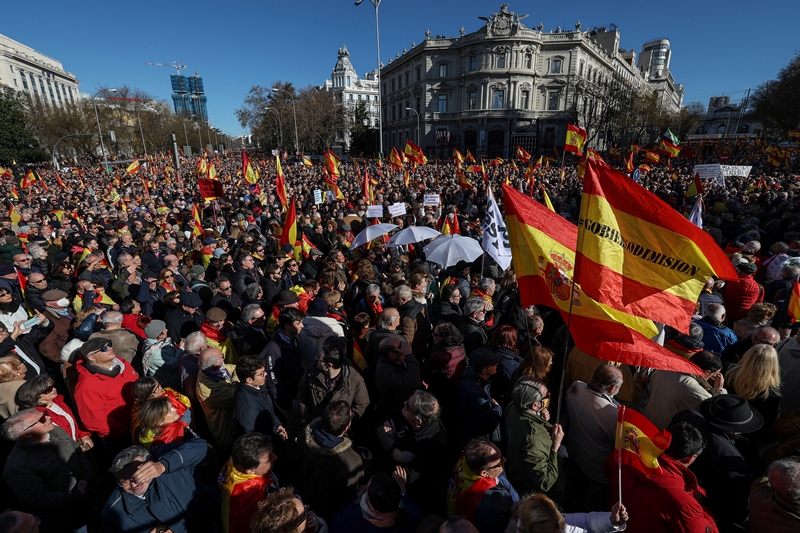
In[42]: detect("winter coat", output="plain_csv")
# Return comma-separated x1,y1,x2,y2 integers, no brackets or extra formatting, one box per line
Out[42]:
458,316,488,355
490,346,523,408
142,337,181,391
643,370,724,430
434,299,462,326
457,366,502,445
102,439,208,533
504,403,559,494
695,317,738,355
565,381,618,485
40,309,72,363
232,383,282,436
776,336,800,414
299,419,365,520
749,476,800,533
197,364,239,446
398,299,431,355
297,316,346,370
73,358,138,437
723,275,764,322
233,268,261,298
260,333,304,410
606,454,719,533
165,306,205,344
229,319,268,359
298,362,369,422
374,353,422,421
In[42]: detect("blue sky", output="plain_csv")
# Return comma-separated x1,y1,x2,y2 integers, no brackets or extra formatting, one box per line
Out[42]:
3,1,798,135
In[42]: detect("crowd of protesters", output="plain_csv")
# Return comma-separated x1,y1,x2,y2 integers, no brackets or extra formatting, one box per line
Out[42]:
0,136,798,533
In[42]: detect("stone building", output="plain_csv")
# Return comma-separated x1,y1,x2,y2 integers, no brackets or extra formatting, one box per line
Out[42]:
379,4,682,159
0,33,80,108
689,96,762,139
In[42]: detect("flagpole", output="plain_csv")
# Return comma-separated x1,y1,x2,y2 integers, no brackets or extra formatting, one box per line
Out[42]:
617,406,625,506
554,285,576,424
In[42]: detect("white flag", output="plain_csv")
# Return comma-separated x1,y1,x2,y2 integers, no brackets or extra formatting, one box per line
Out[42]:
481,188,512,270
688,198,703,229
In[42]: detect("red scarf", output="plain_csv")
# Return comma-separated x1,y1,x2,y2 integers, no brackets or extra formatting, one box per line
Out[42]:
200,321,230,344
152,420,188,447
368,298,383,316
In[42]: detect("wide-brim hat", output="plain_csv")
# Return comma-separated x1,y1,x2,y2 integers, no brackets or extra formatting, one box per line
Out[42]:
699,395,763,434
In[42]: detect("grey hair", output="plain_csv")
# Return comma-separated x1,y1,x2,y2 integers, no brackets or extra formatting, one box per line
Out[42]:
183,331,208,355
395,285,412,301
784,264,800,279
511,377,545,410
242,303,262,322
409,390,440,424
102,311,124,326
27,245,47,260
477,278,495,292
689,322,704,341
365,283,381,296
377,309,400,329
245,283,261,300
590,364,624,394
110,445,151,475
464,297,487,317
1,409,42,441
768,457,800,501
705,303,726,321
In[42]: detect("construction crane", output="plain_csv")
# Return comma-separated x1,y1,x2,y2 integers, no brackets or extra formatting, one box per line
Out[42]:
143,61,187,76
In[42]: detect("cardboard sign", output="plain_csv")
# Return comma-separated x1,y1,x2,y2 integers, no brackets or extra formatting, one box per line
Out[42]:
423,194,440,206
388,203,407,216
366,205,384,218
313,190,323,204
693,164,722,180
719,165,752,178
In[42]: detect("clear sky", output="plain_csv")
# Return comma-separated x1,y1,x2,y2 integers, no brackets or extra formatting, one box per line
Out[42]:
3,0,798,135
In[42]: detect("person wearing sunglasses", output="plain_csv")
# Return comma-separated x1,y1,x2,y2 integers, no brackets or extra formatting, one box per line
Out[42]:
504,376,564,498
73,336,139,444
2,408,91,532
16,373,94,451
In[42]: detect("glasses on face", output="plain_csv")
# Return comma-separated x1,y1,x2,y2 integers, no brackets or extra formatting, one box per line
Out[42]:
30,279,46,284
0,292,10,297
90,342,113,355
219,286,232,291
16,258,31,263
22,414,47,433
403,400,423,421
255,370,267,378
163,274,174,279
289,263,298,268
485,456,507,471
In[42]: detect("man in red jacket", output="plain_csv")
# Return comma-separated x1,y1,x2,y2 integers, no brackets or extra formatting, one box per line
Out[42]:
73,336,138,454
607,421,719,533
723,261,764,323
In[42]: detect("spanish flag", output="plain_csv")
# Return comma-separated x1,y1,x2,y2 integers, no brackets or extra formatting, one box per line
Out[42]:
540,184,555,212
609,146,622,159
440,212,460,236
404,140,424,165
9,203,21,225
242,151,259,184
790,130,800,140
21,170,36,189
615,406,671,474
300,233,319,258
489,157,504,167
10,186,19,200
532,156,543,171
324,150,342,178
302,155,313,167
503,184,700,373
325,174,345,200
643,151,660,164
788,282,800,323
389,147,404,169
207,164,217,181
280,199,297,247
453,149,464,166
516,146,532,163
686,173,703,198
403,168,410,187
126,160,141,175
275,156,288,209
574,159,737,333
658,139,681,158
191,204,204,238
624,152,634,174
195,157,208,176
565,124,587,155
638,164,651,173
351,341,368,373
466,150,476,163
455,169,473,190
56,174,66,189
0,167,11,178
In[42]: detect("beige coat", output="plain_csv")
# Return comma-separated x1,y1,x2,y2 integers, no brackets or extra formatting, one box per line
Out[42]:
197,363,239,446
642,370,725,430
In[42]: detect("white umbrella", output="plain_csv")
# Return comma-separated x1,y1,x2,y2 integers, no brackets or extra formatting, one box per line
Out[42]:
423,235,484,267
386,226,442,247
350,223,398,249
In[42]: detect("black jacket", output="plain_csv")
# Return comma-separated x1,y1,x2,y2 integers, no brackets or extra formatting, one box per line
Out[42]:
0,319,54,375
165,307,205,344
229,319,268,359
233,383,282,435
459,316,488,355
260,334,303,409
233,268,261,299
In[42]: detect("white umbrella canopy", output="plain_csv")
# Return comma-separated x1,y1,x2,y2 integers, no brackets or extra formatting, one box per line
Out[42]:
386,226,442,247
423,235,484,267
350,223,398,249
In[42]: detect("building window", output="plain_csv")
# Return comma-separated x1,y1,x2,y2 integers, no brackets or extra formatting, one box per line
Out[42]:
20,72,29,93
548,91,559,110
405,72,409,85
405,101,410,116
497,53,506,69
520,90,530,110
493,89,504,109
416,67,421,81
468,91,477,110
524,54,532,69
383,83,387,95
470,56,478,70
439,64,448,77
438,94,448,113
392,80,395,92
392,105,396,120
579,62,584,76
551,59,562,74
347,76,351,87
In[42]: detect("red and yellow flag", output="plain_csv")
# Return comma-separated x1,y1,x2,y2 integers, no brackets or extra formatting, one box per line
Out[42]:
126,160,141,175
191,204,204,238
207,164,217,181
242,151,259,184
280,199,297,247
404,140,424,165
609,146,622,159
275,156,288,209
389,147,404,169
686,173,704,198
658,139,681,158
789,130,800,140
302,155,313,167
10,186,19,200
9,203,21,225
624,152,634,174
300,233,319,259
565,124,587,155
56,174,66,189
453,149,464,166
643,150,660,164
615,406,671,475
403,168,410,187
788,282,800,323
465,150,476,163
21,170,36,189
351,341,368,373
575,159,737,333
489,157,504,167
516,146,532,163
325,174,344,200
195,157,208,176
456,169,473,190
324,150,342,178
503,184,700,373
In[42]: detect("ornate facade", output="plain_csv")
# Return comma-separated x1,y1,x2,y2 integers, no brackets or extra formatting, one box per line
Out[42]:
379,4,682,159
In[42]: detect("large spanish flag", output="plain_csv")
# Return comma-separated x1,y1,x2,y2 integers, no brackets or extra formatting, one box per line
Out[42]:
242,151,259,184
126,160,141,175
389,147,404,169
565,124,587,155
516,146,532,163
191,204,204,238
788,282,800,323
503,184,700,373
275,156,288,209
615,406,671,475
280,199,297,247
324,150,342,178
404,140,424,165
575,159,737,333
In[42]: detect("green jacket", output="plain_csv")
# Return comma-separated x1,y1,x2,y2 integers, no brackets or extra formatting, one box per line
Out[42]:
504,403,558,495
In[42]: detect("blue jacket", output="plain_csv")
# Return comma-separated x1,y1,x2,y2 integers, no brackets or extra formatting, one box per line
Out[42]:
101,438,208,533
457,365,502,445
330,494,424,533
695,318,738,355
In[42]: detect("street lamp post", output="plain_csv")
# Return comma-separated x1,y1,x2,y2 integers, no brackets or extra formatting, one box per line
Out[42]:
182,117,189,148
191,115,202,150
272,87,300,155
264,107,283,149
92,88,116,170
405,107,420,145
355,0,383,156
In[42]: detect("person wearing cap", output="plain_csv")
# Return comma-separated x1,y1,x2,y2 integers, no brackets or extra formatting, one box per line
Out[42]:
102,439,209,533
1,409,91,532
87,310,140,366
73,336,139,441
723,260,764,323
297,298,345,370
265,290,301,337
165,291,205,345
607,421,720,533
39,290,73,363
300,247,324,281
200,307,238,364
